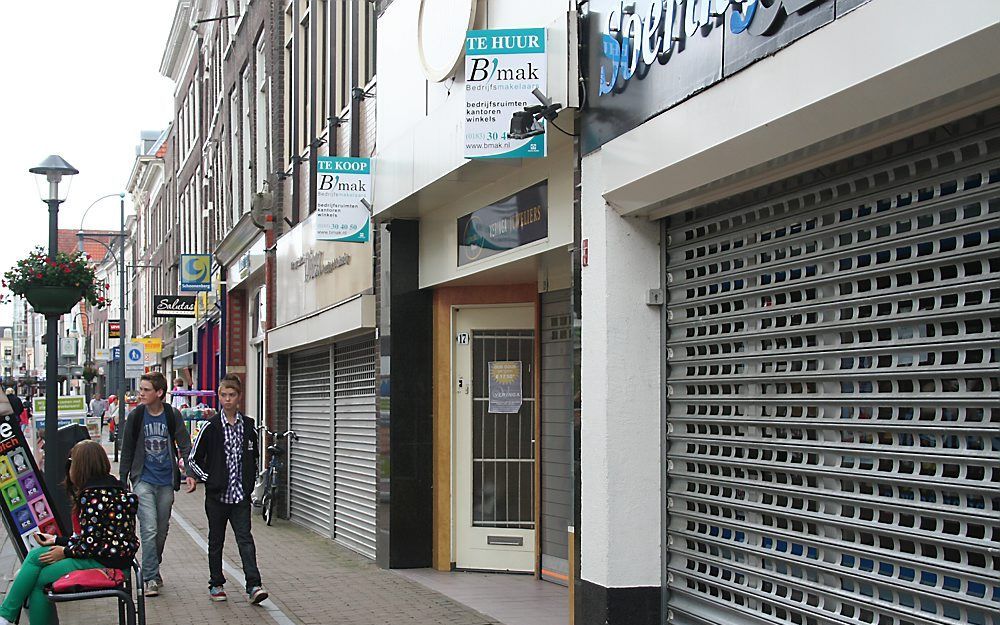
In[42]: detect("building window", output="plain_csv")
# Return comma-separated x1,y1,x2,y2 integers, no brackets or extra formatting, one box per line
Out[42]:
242,64,253,215
361,0,376,85
317,0,327,134
284,1,294,166
255,35,270,192
299,0,311,157
229,89,241,228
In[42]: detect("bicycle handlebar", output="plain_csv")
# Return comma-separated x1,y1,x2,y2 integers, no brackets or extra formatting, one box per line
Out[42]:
263,429,298,441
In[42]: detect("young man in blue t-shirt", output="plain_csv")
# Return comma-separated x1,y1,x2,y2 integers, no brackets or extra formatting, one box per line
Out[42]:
118,371,193,597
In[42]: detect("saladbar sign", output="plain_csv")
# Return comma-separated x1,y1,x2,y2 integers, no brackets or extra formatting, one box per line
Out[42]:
316,156,372,242
465,28,547,159
584,0,841,152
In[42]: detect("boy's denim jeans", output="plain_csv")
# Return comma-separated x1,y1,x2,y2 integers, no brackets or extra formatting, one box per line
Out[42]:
205,497,261,592
133,480,175,583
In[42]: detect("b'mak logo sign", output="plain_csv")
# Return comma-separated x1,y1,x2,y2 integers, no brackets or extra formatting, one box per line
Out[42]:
464,28,547,160
316,157,372,243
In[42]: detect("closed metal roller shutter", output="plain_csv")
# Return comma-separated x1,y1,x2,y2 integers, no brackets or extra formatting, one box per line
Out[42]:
541,289,574,584
288,348,333,536
663,113,999,625
333,334,378,559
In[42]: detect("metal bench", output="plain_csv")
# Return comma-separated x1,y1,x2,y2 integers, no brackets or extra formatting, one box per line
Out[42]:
43,558,145,625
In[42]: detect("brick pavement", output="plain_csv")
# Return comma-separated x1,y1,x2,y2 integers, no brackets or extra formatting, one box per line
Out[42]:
1,456,503,625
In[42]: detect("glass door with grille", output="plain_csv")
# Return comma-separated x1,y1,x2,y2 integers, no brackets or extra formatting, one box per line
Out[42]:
454,305,536,572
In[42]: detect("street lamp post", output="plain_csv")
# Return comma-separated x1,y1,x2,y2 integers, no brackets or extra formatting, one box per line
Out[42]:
117,195,126,462
29,155,79,525
76,192,127,461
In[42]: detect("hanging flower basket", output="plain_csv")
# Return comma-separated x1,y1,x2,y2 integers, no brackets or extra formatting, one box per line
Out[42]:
23,285,84,315
2,247,110,314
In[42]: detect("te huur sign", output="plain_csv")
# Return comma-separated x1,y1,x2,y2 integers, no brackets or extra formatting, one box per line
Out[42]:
457,181,548,267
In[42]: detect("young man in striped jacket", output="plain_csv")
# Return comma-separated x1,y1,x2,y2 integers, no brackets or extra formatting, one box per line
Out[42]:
187,374,267,604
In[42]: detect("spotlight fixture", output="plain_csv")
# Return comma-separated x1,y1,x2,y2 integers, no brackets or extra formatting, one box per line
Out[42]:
508,88,563,140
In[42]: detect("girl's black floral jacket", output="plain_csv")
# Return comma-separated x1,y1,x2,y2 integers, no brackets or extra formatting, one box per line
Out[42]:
54,475,139,569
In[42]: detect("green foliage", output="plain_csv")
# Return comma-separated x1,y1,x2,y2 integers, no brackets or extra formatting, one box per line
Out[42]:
2,247,109,308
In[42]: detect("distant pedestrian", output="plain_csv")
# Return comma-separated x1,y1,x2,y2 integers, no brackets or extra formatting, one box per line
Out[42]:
118,372,193,597
170,378,188,410
106,394,119,441
89,393,107,432
187,374,267,604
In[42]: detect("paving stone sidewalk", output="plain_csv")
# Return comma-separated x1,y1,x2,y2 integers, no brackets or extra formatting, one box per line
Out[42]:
1,458,501,625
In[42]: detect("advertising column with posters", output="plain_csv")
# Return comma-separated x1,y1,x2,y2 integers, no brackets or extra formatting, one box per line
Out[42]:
0,395,66,560
465,28,547,159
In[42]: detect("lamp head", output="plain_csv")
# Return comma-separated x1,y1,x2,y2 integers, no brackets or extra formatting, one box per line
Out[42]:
29,155,78,202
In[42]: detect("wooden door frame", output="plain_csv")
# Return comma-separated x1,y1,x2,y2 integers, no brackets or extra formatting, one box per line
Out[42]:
431,284,539,571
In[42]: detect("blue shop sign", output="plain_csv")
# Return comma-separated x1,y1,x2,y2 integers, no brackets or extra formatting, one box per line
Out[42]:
583,0,854,152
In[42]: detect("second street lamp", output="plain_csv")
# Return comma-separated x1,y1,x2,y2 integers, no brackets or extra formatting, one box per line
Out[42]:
28,154,79,527
77,191,128,461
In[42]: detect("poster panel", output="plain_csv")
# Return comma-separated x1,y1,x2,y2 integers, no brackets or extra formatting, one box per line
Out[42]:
0,411,68,560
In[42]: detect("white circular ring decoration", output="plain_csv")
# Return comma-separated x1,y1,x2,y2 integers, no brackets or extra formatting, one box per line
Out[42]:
417,0,479,83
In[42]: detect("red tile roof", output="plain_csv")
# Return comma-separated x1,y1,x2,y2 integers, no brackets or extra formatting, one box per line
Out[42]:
57,229,119,263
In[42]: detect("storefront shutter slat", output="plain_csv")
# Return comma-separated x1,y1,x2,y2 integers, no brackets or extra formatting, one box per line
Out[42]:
333,334,377,559
288,348,333,535
663,114,1000,625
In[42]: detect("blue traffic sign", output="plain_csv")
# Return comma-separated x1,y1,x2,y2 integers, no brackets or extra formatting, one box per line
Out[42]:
111,346,121,361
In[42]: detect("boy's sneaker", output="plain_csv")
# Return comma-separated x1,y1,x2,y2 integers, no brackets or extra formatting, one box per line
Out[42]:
209,586,227,602
248,586,269,605
144,580,160,597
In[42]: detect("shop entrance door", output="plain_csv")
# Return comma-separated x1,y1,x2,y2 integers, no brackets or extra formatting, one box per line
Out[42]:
454,305,536,572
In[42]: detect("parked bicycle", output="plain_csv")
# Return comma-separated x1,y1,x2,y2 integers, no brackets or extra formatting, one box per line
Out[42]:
251,428,297,526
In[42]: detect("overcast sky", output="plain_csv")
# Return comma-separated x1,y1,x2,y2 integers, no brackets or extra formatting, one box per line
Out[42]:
0,1,177,326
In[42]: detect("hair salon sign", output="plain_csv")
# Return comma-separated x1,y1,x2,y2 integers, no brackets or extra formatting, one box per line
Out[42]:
153,295,196,318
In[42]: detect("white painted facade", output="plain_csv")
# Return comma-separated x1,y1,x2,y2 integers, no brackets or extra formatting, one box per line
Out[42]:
375,0,578,222
580,0,1000,599
580,149,663,589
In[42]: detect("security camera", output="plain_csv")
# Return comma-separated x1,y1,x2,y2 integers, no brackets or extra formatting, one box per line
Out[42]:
508,89,563,140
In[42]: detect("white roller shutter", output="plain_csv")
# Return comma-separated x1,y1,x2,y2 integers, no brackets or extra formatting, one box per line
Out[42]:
288,348,333,536
663,114,999,625
333,334,378,559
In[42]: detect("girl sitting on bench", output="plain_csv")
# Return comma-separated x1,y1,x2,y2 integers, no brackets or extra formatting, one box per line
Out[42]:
0,440,140,625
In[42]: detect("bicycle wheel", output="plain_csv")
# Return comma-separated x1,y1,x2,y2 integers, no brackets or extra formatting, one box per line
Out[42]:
263,488,276,526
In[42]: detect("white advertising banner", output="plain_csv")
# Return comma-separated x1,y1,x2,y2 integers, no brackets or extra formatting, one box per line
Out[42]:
316,156,372,242
464,28,547,159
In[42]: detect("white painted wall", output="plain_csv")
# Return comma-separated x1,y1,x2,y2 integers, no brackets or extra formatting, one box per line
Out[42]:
418,144,574,288
600,0,1000,216
375,0,575,215
580,149,662,589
